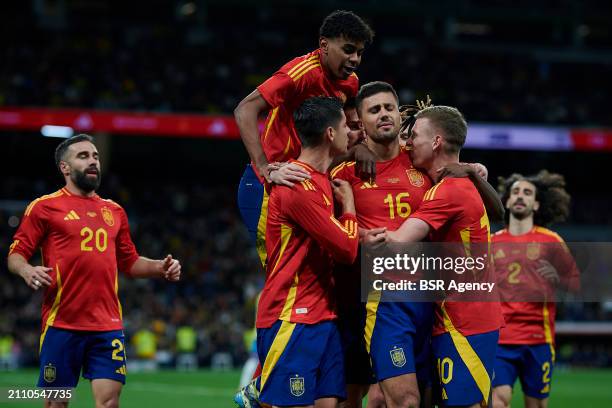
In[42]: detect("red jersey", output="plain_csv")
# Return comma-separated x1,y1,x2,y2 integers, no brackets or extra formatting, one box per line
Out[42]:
9,188,140,332
411,177,503,336
492,227,579,345
331,150,432,308
330,150,432,230
256,161,359,328
256,49,359,182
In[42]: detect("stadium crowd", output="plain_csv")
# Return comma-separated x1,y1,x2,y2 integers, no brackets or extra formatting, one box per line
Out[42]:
1,5,611,126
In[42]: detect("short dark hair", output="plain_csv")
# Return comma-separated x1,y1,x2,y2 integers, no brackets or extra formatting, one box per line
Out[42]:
54,134,95,170
294,97,344,148
498,170,571,227
355,81,399,112
415,106,467,154
319,10,374,45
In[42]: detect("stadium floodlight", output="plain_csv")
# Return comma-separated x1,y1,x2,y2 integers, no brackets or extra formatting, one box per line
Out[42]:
41,125,74,138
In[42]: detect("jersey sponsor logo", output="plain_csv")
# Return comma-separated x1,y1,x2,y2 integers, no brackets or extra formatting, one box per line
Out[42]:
63,210,80,220
407,169,425,187
295,308,308,314
44,363,56,383
526,242,540,260
101,207,115,226
386,177,400,184
390,346,406,368
87,211,97,217
289,375,305,397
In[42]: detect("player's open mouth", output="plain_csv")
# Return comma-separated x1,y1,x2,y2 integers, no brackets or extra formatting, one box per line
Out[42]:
86,169,98,175
343,66,356,75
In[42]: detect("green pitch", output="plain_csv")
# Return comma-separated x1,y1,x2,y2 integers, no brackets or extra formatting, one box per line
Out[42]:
0,368,610,407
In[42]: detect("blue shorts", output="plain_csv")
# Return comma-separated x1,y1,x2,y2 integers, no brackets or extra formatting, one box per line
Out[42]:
432,329,498,407
38,326,127,387
337,304,375,385
365,293,434,384
257,320,346,406
237,164,266,266
493,344,554,399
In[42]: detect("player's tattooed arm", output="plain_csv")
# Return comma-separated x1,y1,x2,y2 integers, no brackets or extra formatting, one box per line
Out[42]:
437,163,505,222
234,89,272,182
328,142,377,182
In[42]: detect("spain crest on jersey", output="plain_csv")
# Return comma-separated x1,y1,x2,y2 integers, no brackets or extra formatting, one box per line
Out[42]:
526,242,540,260
101,207,114,227
44,363,56,383
289,375,305,397
390,346,406,367
407,169,425,187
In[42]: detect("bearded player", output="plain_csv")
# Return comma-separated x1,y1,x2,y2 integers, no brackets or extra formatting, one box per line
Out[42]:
492,171,580,408
7,134,181,408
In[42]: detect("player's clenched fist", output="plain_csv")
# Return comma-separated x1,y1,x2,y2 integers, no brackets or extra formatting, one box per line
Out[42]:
161,254,181,281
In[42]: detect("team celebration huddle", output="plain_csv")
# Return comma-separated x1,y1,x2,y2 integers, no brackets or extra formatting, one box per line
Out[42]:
6,8,580,408
232,10,577,408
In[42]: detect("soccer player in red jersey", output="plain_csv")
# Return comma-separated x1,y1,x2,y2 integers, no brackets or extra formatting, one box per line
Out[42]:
7,134,181,408
332,83,504,408
254,97,361,408
491,171,579,408
235,10,374,265
367,106,504,408
331,82,432,408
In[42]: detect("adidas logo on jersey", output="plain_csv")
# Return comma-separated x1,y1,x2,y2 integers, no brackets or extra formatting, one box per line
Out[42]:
360,181,378,189
63,210,80,220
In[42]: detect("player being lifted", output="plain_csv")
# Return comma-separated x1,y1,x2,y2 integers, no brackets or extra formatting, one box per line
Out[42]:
235,10,375,266
492,171,579,408
333,83,504,408
7,134,181,408
365,106,504,408
255,97,363,408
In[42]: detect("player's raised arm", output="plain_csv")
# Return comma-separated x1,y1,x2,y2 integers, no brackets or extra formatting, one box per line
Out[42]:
234,89,273,182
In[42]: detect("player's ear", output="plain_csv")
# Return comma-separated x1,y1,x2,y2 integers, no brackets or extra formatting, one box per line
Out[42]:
319,37,329,54
325,126,335,144
533,200,540,212
433,134,442,151
59,160,70,176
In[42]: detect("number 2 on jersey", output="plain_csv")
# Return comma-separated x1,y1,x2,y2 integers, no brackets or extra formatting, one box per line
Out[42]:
384,192,411,219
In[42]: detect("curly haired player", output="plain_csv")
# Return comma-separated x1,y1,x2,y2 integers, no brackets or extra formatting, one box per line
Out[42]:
492,171,580,408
